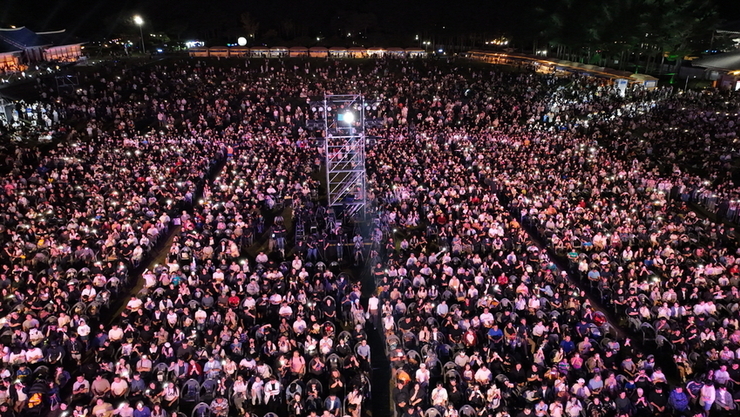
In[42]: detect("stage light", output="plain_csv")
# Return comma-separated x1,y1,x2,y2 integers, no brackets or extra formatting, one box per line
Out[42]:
342,111,355,124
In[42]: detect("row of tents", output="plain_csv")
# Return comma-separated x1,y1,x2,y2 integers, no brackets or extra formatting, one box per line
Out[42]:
188,46,428,59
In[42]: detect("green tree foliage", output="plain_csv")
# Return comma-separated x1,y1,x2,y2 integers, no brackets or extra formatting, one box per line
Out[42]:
524,0,720,71
240,12,260,39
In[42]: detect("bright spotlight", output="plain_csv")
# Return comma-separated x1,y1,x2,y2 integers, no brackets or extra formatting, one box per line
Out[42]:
341,111,355,124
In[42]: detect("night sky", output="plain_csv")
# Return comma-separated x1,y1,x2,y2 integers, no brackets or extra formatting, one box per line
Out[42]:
3,0,740,44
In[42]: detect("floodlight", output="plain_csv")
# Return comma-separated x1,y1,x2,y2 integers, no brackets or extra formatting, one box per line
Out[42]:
342,111,355,124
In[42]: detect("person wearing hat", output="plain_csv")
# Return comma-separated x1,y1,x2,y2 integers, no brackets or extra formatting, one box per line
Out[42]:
571,378,590,400
77,318,91,346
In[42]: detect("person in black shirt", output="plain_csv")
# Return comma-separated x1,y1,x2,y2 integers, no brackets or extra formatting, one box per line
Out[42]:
401,406,421,417
398,317,414,332
515,406,534,417
615,391,634,415
138,324,154,345
447,321,463,344
176,341,194,361
509,363,527,386
393,381,409,414
526,365,543,387
648,385,669,415
447,379,463,408
586,397,607,417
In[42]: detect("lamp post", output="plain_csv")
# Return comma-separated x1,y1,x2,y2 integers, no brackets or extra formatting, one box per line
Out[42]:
133,15,145,54
684,75,696,91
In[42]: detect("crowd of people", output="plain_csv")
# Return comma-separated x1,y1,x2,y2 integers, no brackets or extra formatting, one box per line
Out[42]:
0,55,738,417
368,78,740,417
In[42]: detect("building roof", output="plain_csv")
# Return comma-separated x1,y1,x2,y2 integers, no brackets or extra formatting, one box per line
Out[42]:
37,29,84,47
0,27,50,51
0,27,82,54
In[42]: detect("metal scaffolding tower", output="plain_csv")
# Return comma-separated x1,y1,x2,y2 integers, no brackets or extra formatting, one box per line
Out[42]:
322,94,367,220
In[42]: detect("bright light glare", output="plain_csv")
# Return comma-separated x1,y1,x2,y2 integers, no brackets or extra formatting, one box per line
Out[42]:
343,111,355,124
134,15,143,25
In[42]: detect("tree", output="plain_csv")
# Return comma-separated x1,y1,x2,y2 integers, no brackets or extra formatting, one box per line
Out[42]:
650,0,719,72
240,12,260,39
529,0,719,73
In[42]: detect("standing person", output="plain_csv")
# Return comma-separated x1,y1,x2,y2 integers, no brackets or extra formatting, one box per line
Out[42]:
368,294,380,328
699,381,715,415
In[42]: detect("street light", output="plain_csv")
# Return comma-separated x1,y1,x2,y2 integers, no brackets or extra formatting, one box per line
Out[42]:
133,15,145,54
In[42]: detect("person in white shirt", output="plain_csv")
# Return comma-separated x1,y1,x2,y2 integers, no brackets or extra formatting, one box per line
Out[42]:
256,252,268,264
715,365,731,385
700,381,716,413
694,301,707,316
431,383,448,407
565,397,583,417
293,316,307,335
77,320,91,342
532,321,548,339
278,302,293,318
436,300,449,317
110,376,129,398
126,296,143,311
705,301,717,316
81,284,97,301
319,336,333,356
479,308,494,327
212,269,225,282
415,363,430,388
143,270,157,288
368,295,380,316
25,346,43,363
474,365,492,386
108,324,124,343
264,377,281,405
292,256,302,271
